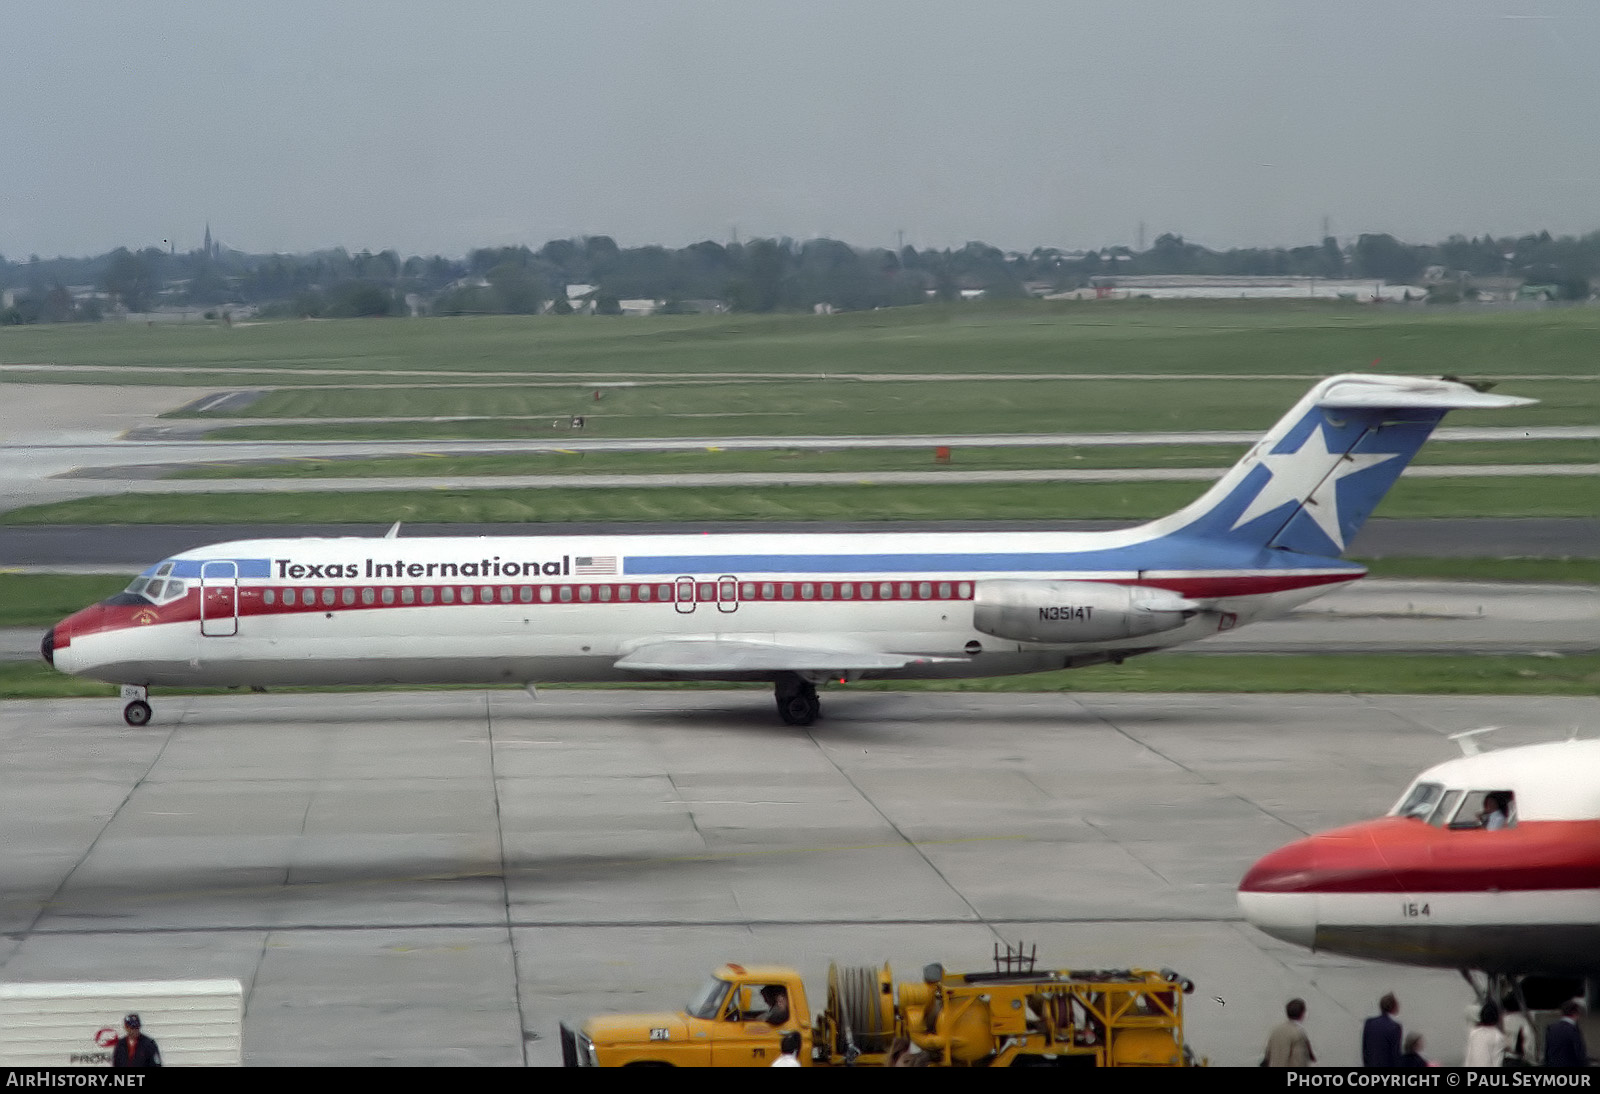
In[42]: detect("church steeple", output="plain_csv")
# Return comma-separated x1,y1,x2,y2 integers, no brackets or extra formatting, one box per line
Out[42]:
203,222,213,259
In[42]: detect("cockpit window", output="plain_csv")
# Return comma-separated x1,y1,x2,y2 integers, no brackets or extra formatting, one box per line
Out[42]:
120,573,187,604
1450,789,1515,830
1395,782,1443,820
1426,789,1463,828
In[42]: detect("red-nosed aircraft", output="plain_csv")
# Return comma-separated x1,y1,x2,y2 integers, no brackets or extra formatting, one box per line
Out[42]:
1239,736,1600,989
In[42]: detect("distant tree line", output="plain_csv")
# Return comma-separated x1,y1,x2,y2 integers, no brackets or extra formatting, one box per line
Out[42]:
1,227,1595,325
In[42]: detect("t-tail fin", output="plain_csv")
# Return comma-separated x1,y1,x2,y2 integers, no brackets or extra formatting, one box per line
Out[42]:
1144,374,1535,557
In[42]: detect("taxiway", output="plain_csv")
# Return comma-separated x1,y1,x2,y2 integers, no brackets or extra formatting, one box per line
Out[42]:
3,689,1594,1065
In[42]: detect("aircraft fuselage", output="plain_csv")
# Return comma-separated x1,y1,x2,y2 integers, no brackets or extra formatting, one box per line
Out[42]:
48,528,1352,689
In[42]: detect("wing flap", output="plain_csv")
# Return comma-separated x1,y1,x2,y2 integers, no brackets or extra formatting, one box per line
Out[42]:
614,638,961,675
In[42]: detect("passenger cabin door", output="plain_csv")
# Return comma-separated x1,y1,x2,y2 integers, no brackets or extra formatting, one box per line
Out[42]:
674,576,696,615
200,560,239,637
673,575,741,616
716,574,739,614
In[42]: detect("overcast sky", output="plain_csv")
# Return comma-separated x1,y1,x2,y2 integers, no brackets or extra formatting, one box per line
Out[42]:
2,1,1594,258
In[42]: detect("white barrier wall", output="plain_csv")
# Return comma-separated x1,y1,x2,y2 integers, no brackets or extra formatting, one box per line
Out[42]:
0,980,243,1066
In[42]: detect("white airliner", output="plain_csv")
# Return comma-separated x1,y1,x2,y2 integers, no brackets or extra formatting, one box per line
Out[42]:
1239,735,1600,990
43,373,1531,727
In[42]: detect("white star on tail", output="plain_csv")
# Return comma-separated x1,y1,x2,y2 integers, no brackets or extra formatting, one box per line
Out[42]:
1230,426,1399,550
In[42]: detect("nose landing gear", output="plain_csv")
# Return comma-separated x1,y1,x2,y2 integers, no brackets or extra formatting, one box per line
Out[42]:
121,685,153,727
774,673,821,726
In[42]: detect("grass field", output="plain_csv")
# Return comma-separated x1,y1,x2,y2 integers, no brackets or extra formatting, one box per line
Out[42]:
0,574,129,627
5,301,1600,381
181,376,1589,442
3,474,1593,527
163,438,1600,480
6,653,1596,701
5,303,1594,702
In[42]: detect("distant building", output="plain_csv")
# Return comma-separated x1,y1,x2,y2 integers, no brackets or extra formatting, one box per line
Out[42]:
1048,274,1427,302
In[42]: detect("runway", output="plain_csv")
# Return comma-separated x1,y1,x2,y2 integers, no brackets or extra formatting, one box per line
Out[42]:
2,689,1594,1065
3,381,1593,512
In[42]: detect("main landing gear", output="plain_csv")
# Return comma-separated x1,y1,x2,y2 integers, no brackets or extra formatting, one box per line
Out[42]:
775,673,821,726
121,685,152,727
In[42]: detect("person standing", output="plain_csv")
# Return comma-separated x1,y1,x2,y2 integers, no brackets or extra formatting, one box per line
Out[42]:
1362,993,1403,1067
1500,994,1536,1068
771,1030,802,1067
1264,998,1315,1067
110,1013,161,1067
1463,1001,1506,1067
1399,1032,1432,1067
1544,1000,1589,1068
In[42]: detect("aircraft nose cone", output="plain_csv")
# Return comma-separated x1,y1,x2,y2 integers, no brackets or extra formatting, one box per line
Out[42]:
1238,839,1322,948
1237,889,1318,948
40,626,55,667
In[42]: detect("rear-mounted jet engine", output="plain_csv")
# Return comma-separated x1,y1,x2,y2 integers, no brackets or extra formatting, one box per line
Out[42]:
973,580,1200,644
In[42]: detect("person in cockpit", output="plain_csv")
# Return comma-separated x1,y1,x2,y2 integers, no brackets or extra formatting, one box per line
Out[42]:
1478,792,1511,831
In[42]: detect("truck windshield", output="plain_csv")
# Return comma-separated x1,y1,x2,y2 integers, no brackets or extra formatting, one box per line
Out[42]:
685,977,731,1020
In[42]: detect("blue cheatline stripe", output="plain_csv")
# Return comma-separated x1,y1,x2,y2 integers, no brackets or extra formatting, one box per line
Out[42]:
145,559,273,579
145,549,1358,582
623,545,1360,576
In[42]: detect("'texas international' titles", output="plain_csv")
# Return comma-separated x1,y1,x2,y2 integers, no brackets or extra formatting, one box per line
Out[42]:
272,555,619,580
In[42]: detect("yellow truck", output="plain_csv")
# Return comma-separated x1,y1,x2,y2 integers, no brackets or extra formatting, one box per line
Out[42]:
560,949,1203,1067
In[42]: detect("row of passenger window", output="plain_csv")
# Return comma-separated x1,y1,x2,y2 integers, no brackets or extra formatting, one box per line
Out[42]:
256,580,976,609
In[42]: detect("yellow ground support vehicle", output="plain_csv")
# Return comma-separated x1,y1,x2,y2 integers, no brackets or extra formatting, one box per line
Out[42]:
560,946,1204,1067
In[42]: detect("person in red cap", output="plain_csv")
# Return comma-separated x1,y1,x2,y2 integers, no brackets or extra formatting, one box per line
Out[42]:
111,1013,162,1067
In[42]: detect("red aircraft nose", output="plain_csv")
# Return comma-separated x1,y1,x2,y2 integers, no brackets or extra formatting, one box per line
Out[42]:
46,602,117,668
1238,835,1327,948
1240,835,1326,894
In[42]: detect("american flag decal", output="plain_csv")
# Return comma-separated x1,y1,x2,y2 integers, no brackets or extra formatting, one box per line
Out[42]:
574,556,618,575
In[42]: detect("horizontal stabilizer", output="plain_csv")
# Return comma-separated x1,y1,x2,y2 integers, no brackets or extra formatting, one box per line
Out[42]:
615,638,961,675
1315,375,1536,411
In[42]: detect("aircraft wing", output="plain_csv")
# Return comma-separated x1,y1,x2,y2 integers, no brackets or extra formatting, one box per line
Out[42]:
613,638,963,675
